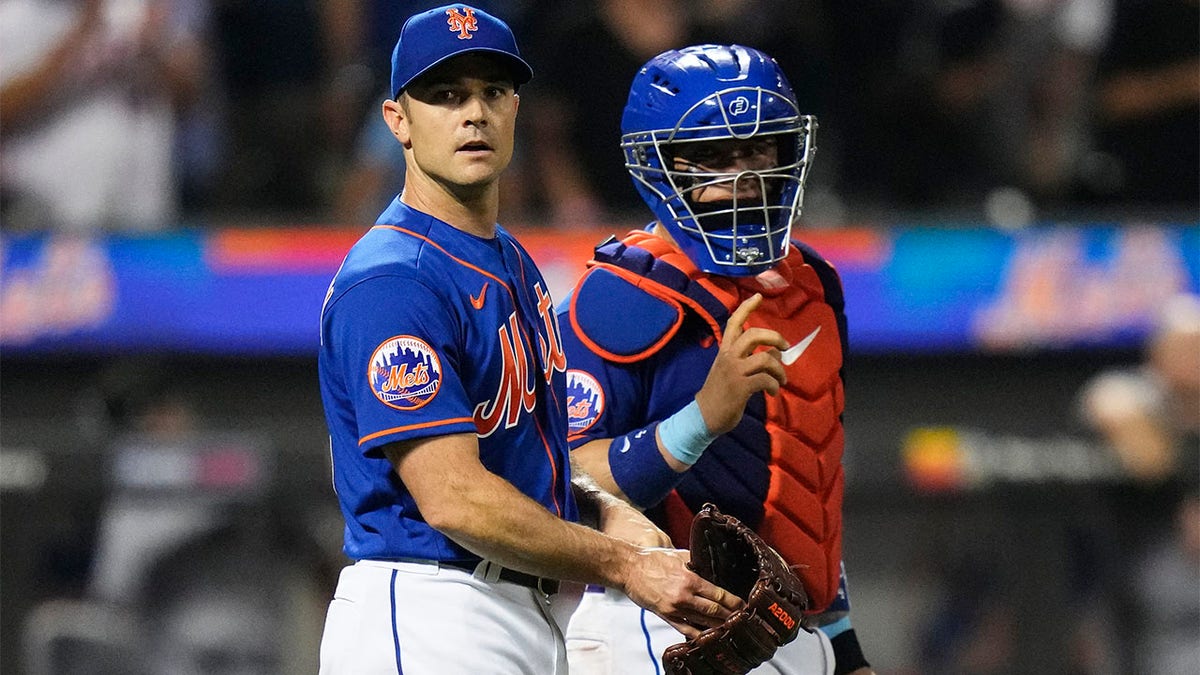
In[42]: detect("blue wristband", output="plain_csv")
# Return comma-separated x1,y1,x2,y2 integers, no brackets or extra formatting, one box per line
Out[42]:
657,400,715,466
818,615,853,640
608,426,683,508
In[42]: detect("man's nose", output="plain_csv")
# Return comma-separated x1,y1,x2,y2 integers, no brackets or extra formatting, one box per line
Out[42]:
732,172,765,195
463,95,488,127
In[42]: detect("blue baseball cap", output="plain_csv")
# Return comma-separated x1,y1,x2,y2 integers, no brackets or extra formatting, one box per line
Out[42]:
390,4,533,98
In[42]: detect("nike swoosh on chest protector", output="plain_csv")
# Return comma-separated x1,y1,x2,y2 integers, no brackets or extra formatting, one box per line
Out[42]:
781,326,821,365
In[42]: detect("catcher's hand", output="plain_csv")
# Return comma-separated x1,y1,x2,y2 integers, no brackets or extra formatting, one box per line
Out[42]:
662,503,809,674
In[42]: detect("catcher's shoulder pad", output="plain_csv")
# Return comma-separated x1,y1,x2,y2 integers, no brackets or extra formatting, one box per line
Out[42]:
568,264,684,362
568,235,733,363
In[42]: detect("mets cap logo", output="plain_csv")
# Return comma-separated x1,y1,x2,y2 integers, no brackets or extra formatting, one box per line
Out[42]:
368,336,442,410
446,7,478,39
566,369,605,435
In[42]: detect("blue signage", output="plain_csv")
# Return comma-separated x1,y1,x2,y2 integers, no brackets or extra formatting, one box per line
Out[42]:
1,223,1196,356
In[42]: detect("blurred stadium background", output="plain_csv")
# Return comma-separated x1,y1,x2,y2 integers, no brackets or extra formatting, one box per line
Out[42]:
1,1,1197,674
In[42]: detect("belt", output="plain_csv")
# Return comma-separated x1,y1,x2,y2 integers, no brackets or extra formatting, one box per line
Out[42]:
441,559,560,596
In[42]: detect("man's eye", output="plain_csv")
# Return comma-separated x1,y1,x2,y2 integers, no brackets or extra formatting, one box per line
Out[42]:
751,140,777,155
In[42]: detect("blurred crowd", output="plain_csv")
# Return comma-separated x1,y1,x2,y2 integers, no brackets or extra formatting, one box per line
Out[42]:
1,2,1197,674
1,0,1197,234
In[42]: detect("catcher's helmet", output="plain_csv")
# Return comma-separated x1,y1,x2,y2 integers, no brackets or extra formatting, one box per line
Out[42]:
621,44,817,276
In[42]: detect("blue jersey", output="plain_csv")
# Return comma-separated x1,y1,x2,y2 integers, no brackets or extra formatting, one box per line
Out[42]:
319,198,575,562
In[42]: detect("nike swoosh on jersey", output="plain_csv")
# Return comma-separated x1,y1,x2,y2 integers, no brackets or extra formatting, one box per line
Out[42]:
470,282,489,310
781,326,821,365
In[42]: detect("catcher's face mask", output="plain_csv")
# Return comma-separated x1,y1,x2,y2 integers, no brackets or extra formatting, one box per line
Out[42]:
621,44,817,277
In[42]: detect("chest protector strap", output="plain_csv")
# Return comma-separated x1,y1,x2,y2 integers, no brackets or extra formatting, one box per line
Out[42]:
568,231,737,362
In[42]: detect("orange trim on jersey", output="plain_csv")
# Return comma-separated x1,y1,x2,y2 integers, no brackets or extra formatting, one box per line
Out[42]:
507,237,530,288
531,409,563,518
358,417,475,446
373,225,518,304
504,237,566,517
377,225,567,517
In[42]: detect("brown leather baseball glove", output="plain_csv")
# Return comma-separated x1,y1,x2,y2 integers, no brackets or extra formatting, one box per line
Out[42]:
662,503,810,674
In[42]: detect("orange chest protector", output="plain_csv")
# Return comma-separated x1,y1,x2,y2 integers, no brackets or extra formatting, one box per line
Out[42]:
575,231,848,611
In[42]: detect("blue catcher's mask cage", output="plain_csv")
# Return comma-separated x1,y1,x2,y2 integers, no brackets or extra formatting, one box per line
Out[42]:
621,44,817,276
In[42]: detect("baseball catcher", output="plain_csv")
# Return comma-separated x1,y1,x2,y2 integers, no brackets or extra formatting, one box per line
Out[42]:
663,504,811,674
560,42,874,675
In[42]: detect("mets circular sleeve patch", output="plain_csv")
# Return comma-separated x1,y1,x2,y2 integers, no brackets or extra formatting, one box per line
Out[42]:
566,369,605,435
368,335,443,410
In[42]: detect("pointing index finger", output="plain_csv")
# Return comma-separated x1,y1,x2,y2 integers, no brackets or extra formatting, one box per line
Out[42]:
724,293,763,342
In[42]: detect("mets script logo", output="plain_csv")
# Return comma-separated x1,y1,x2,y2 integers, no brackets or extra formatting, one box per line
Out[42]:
446,7,478,39
473,283,567,438
728,96,751,116
474,313,535,437
368,336,442,410
566,370,604,435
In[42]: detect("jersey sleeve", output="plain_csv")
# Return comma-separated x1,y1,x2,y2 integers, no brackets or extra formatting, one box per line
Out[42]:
325,274,477,454
560,308,648,447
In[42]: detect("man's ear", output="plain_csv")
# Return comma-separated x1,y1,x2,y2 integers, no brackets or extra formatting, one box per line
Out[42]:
382,98,412,149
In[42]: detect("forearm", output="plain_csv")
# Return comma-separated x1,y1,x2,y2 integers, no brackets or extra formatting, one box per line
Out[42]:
571,470,674,547
572,438,625,499
571,468,622,518
386,434,737,638
386,434,638,587
572,406,707,510
437,467,638,586
598,428,694,508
